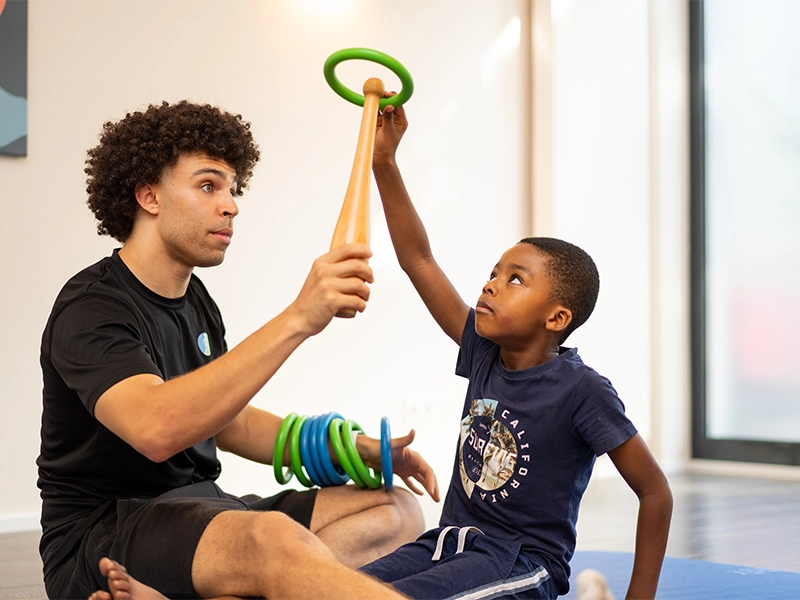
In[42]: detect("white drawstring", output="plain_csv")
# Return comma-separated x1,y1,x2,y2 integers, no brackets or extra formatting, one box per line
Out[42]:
432,526,485,561
432,526,458,561
457,526,484,554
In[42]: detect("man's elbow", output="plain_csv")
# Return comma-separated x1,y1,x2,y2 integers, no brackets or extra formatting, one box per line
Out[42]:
137,440,175,463
143,447,174,463
131,428,183,463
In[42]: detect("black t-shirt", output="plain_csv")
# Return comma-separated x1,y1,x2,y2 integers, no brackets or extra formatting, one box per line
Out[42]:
37,250,226,570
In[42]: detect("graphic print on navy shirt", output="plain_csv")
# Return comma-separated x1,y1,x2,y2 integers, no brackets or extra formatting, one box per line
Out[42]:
458,398,519,498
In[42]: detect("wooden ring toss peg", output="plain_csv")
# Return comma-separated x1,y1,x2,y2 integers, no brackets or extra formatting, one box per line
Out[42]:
323,48,414,318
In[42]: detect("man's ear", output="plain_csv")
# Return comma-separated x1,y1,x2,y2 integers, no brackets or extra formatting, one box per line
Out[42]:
134,182,160,216
546,306,573,335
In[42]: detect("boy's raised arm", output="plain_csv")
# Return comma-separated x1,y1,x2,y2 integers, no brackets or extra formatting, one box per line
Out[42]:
372,102,470,345
607,434,674,600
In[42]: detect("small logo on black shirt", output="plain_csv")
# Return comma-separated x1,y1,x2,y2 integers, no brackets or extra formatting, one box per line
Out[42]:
197,332,211,356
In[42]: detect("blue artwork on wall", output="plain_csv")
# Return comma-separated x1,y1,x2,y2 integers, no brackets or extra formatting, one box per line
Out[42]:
0,0,27,157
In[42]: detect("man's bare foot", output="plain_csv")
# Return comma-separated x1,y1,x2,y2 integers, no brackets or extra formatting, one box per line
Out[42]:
576,568,614,600
88,558,168,600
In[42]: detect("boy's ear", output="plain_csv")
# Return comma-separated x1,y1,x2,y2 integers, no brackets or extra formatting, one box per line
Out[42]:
546,306,572,335
134,182,160,216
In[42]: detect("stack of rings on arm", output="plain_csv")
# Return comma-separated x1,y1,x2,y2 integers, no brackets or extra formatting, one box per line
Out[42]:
274,412,393,490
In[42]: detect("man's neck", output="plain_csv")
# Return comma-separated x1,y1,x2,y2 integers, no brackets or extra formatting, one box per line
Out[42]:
118,241,193,299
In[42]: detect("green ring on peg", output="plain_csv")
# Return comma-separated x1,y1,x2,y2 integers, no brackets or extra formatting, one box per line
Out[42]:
323,47,414,110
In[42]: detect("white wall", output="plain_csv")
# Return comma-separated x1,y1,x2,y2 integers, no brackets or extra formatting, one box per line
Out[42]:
551,0,653,441
0,0,530,532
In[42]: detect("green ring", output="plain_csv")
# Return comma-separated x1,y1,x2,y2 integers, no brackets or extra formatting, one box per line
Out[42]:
329,418,366,488
289,415,314,488
342,420,382,489
274,413,297,485
324,48,414,110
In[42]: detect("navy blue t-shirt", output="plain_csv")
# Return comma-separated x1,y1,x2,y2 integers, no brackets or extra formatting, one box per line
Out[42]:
37,250,226,574
439,310,637,592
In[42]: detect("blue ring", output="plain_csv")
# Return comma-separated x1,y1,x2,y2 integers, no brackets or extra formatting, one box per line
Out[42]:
308,415,335,486
311,415,336,486
313,414,342,486
381,417,394,491
300,415,323,486
316,412,350,485
300,415,325,487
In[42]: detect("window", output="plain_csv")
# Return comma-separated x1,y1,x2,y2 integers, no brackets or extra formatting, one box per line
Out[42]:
691,0,800,464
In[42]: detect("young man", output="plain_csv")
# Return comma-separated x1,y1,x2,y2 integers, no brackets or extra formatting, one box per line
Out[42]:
38,100,438,600
357,99,673,599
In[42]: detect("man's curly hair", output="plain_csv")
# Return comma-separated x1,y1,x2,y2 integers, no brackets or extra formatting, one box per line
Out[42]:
85,100,261,242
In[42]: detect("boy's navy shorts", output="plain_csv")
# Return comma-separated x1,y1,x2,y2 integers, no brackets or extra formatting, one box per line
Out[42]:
361,526,559,600
44,480,318,600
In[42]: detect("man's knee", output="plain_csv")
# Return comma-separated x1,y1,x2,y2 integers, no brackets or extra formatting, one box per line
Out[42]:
194,510,348,598
314,485,425,538
249,510,335,563
198,510,334,575
387,488,425,539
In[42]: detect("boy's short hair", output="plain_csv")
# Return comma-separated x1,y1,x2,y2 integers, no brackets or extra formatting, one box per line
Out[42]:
519,237,600,343
85,100,261,242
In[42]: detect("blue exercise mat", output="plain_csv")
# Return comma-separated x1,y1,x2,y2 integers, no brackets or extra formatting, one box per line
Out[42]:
565,551,800,600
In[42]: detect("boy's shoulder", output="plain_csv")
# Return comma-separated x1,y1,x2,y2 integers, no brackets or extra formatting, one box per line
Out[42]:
556,347,609,379
547,350,624,413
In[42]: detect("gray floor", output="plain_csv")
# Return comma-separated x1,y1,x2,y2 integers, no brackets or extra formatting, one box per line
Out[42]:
0,529,44,600
2,472,799,599
577,471,800,572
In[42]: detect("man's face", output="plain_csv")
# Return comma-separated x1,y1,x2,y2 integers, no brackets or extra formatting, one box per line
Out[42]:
153,152,240,269
474,243,562,349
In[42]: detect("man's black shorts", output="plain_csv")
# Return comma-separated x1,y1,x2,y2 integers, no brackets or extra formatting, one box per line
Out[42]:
44,481,318,599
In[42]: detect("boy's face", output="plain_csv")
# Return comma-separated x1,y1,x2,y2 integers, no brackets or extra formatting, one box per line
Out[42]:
474,243,567,348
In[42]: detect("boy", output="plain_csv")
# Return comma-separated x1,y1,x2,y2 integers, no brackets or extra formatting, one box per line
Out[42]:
360,100,673,599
